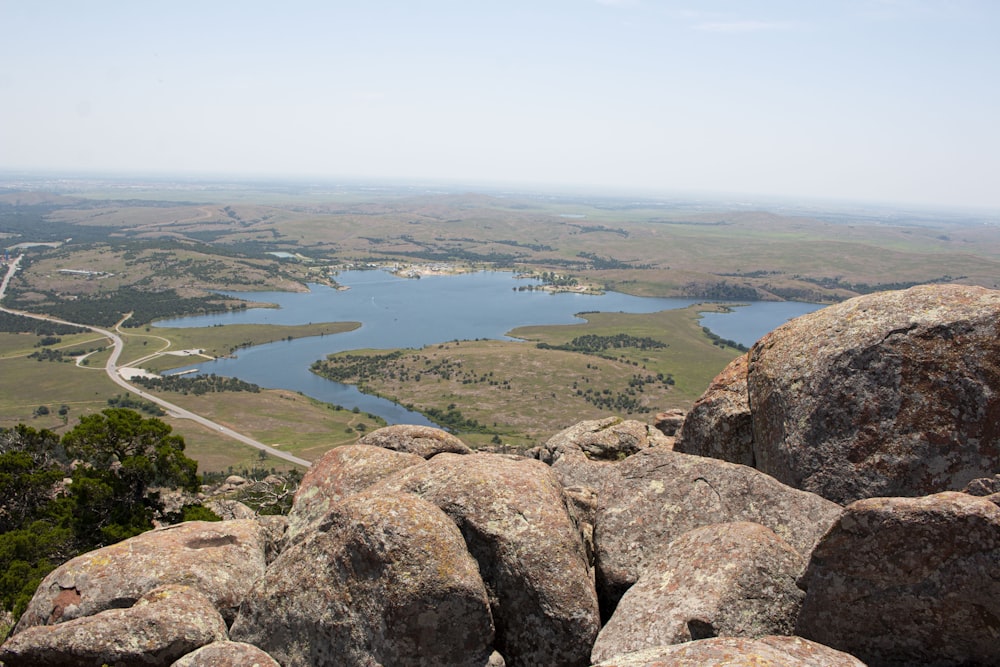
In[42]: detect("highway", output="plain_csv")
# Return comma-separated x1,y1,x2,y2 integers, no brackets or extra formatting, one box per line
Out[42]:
0,255,311,468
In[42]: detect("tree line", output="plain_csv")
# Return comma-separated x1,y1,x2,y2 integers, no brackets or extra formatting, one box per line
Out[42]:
5,286,244,328
537,333,667,356
133,373,261,395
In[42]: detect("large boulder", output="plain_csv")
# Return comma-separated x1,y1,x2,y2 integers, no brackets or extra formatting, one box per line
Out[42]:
674,353,754,466
0,585,227,667
593,635,867,667
15,519,269,630
171,641,282,667
377,452,600,667
230,489,496,667
749,284,1000,504
594,447,841,615
358,423,472,458
591,522,805,663
286,443,424,539
797,491,1000,666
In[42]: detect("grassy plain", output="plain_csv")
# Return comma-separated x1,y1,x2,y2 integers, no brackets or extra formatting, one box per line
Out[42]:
118,321,360,371
315,305,742,448
154,390,384,472
0,323,370,472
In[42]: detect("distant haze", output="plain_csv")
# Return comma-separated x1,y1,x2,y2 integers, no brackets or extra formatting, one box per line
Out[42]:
1,1,998,210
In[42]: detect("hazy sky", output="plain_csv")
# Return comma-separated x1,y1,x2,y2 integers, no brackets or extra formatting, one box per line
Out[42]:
2,1,998,209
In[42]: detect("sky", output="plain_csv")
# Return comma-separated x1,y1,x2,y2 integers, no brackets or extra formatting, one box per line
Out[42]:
1,0,998,210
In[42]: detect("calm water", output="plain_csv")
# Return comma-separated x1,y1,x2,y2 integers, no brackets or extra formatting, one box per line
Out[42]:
156,270,822,424
699,301,824,348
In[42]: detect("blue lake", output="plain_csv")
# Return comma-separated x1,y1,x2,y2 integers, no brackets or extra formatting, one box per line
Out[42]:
156,270,823,424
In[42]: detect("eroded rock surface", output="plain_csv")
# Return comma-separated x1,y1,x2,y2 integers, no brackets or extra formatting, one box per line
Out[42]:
594,447,840,615
231,489,495,667
674,353,754,466
377,452,600,667
286,443,424,539
797,491,1000,667
591,522,805,663
358,423,472,458
0,585,227,667
15,519,269,630
749,284,1000,504
539,417,671,465
171,640,281,666
593,635,867,667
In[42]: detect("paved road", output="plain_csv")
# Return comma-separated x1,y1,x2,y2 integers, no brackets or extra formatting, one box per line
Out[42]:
0,255,311,468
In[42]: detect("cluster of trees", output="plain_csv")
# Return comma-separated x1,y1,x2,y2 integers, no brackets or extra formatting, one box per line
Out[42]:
537,333,667,356
133,373,261,395
311,351,405,383
577,251,650,270
5,287,241,328
0,312,84,336
701,327,749,352
106,393,165,416
572,372,674,414
0,409,205,631
419,406,489,434
684,281,761,301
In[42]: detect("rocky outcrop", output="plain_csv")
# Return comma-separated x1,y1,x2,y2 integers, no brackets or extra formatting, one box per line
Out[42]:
377,452,600,667
15,519,269,630
286,443,424,539
171,641,281,667
231,489,496,667
748,284,1000,504
0,585,227,667
358,423,472,458
591,522,805,663
593,635,867,666
674,353,754,466
593,447,841,615
539,417,671,465
796,491,1000,667
652,408,685,437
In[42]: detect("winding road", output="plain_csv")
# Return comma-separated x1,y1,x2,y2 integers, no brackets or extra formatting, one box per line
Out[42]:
0,255,310,468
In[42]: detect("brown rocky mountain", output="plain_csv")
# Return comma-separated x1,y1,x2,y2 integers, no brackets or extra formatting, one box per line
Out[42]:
2,284,999,666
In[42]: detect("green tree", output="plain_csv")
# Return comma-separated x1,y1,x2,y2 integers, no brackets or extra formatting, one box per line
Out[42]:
0,426,73,631
62,408,199,544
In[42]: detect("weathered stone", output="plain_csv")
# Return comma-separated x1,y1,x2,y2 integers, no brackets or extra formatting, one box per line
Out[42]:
171,640,281,667
797,492,1000,666
674,353,754,466
540,417,670,464
593,635,867,667
205,498,257,520
15,519,268,630
0,585,227,667
377,452,600,667
749,284,1000,504
358,423,472,458
286,443,423,540
652,408,686,437
230,489,496,667
963,473,1000,496
594,447,841,615
591,522,805,662
255,514,289,564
